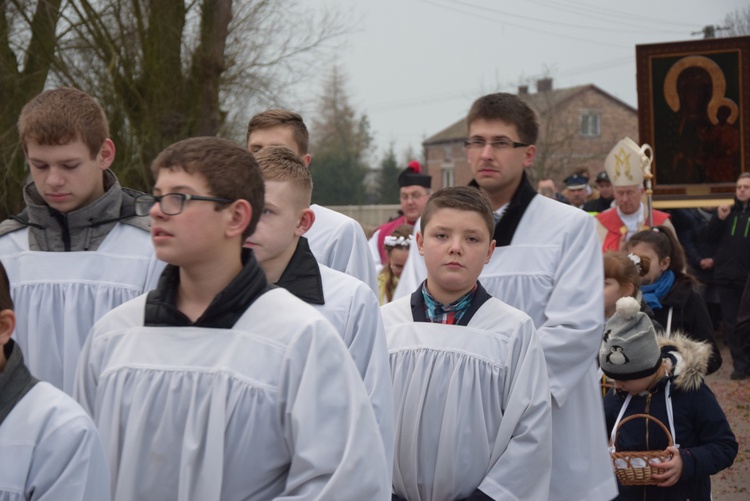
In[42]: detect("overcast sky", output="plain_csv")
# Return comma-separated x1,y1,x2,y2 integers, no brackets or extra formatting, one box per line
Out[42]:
295,0,747,164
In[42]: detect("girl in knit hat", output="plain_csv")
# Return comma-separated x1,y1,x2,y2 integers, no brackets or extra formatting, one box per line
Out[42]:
625,225,722,374
601,297,737,501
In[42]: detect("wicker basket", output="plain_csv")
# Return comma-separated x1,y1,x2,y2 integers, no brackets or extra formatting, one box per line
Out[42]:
610,413,674,486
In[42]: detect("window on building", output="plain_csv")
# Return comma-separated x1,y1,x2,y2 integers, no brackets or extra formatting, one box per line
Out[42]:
580,111,601,137
442,166,454,188
443,144,452,162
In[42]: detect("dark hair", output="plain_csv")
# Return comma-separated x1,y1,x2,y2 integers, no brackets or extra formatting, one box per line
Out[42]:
603,251,650,297
466,93,538,145
0,260,13,311
246,109,309,155
19,87,109,159
420,186,494,238
626,225,692,281
738,172,750,181
150,137,265,239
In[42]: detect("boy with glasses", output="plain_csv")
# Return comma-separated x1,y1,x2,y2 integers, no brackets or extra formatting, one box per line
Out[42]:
75,137,390,500
395,92,618,501
0,87,163,394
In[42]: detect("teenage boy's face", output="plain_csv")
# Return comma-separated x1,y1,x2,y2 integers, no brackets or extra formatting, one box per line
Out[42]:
247,126,311,167
467,118,534,200
245,180,306,270
26,138,114,214
150,168,230,268
417,207,495,303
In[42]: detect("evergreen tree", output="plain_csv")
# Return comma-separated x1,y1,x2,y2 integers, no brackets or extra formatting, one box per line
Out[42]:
310,66,372,205
376,145,401,204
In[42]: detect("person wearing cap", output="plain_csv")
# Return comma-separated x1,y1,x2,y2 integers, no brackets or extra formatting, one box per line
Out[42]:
368,160,431,268
601,297,737,500
595,138,673,252
563,173,589,209
583,171,614,214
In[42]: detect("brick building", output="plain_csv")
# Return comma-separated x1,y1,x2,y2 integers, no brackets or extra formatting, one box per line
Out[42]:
423,79,638,189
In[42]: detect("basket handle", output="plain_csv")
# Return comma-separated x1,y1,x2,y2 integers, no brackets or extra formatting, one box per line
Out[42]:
612,413,674,451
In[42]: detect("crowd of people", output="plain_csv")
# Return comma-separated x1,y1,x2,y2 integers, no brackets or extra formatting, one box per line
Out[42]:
0,86,744,501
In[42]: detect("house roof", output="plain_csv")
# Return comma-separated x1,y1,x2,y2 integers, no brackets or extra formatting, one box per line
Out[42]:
423,84,637,145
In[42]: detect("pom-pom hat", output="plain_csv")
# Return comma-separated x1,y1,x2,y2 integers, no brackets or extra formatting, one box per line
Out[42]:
599,297,662,381
398,160,432,188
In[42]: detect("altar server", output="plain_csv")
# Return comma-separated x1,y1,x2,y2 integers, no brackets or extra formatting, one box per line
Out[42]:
384,186,551,501
75,137,390,501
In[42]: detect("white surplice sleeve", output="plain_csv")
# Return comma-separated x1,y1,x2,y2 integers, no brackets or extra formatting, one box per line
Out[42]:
538,212,603,406
277,318,391,500
478,316,552,500
306,205,379,294
4,383,111,501
392,223,425,299
335,273,394,473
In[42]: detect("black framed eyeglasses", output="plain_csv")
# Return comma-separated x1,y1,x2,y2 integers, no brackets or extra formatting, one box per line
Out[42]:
463,138,529,151
134,193,233,216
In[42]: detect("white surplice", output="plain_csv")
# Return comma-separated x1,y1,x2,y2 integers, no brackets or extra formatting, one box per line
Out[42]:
75,288,391,501
394,194,618,501
0,224,163,394
0,382,111,501
382,294,551,501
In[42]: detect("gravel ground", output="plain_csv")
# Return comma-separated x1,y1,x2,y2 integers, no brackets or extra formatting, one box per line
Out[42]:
706,341,750,500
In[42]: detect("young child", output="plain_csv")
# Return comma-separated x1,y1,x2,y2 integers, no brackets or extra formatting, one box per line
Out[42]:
625,226,722,374
382,186,552,501
378,223,413,305
0,87,163,394
245,145,393,470
604,251,652,320
246,109,378,292
0,260,110,500
74,137,390,500
601,297,737,500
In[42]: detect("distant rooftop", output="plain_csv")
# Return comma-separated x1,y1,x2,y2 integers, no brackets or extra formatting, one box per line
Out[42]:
424,80,635,144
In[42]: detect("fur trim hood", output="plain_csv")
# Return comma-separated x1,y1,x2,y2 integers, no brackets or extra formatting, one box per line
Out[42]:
658,331,712,391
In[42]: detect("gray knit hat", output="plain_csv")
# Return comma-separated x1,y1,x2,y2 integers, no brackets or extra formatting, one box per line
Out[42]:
599,297,662,381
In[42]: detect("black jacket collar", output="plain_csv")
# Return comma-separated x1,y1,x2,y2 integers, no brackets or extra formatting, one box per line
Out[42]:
275,237,325,305
0,340,38,426
470,172,537,247
145,248,272,329
409,280,492,326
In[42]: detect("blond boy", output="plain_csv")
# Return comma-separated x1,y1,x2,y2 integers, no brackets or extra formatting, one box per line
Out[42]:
383,186,551,500
0,87,162,394
246,109,378,292
247,146,393,471
75,137,390,500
